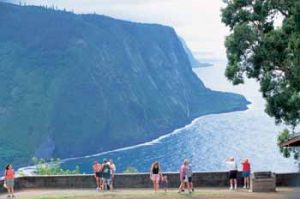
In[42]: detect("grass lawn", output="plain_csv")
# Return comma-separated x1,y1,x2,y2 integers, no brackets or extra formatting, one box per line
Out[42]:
0,188,299,199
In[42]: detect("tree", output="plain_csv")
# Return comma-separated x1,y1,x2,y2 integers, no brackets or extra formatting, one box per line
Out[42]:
221,0,300,144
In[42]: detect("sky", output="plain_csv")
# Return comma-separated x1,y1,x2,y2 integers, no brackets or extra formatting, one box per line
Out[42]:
3,0,229,62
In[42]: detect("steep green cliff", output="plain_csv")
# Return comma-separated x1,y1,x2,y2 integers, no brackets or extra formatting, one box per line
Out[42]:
0,2,249,167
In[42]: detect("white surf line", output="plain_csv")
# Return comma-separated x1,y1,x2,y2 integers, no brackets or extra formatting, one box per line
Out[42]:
60,117,200,163
61,109,249,163
17,108,249,175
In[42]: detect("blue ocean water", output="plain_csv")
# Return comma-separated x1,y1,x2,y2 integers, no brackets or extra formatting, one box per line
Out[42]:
61,62,298,174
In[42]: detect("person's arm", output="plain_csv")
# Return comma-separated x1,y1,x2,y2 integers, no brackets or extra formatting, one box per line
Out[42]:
110,164,115,178
149,164,153,179
92,166,96,178
114,165,116,175
179,166,183,180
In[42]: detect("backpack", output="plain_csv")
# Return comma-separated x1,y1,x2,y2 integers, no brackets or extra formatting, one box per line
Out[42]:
102,164,111,178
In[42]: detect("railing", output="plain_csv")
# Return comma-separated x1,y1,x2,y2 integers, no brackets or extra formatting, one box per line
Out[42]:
1,171,299,193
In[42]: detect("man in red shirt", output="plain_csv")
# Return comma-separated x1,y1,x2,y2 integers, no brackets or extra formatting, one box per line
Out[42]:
241,159,251,189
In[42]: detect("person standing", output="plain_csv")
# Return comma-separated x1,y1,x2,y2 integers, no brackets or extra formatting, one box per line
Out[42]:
150,161,161,192
102,159,113,191
187,162,194,192
92,161,102,192
241,159,251,189
4,164,15,198
178,159,191,193
160,175,168,193
109,159,116,191
226,157,238,190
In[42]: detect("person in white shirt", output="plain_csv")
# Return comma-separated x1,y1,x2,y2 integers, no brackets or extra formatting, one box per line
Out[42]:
109,159,116,190
226,157,238,190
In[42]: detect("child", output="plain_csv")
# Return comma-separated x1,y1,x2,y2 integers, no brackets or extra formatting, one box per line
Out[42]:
160,175,168,193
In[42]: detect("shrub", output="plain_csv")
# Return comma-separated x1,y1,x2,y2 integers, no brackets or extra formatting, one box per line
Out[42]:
32,157,80,175
123,166,138,174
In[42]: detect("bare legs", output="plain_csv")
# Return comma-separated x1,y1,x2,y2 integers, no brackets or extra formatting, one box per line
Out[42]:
95,176,101,191
189,182,194,191
244,176,250,188
178,180,184,192
178,181,191,193
229,179,237,190
152,180,159,192
6,186,15,198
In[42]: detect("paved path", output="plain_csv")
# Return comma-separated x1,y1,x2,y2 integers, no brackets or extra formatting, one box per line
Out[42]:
0,188,299,199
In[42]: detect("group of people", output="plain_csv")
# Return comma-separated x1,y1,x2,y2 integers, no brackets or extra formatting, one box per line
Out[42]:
3,157,250,197
149,158,251,193
225,157,251,190
92,159,116,192
3,164,15,198
149,159,194,193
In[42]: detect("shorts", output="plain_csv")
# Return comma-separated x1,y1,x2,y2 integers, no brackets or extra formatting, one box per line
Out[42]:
151,174,160,182
95,172,102,178
243,171,250,177
188,176,192,183
5,179,14,188
102,177,112,185
229,170,237,179
182,175,188,183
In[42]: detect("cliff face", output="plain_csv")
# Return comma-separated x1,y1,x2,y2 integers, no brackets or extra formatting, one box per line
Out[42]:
0,2,249,166
179,37,213,67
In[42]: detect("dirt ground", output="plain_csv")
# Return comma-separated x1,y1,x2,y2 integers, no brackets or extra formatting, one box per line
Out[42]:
0,188,299,199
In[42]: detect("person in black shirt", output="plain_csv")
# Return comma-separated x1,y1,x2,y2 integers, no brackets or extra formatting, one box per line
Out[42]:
150,161,162,192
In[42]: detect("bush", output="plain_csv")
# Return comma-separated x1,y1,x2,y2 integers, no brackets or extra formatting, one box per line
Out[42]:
32,157,80,175
123,166,138,174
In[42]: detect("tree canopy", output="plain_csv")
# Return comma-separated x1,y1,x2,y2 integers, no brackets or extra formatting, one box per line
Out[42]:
222,0,300,131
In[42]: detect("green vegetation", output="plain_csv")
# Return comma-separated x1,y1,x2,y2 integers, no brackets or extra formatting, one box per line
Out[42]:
0,2,248,168
277,129,299,159
32,157,80,175
222,0,300,156
123,167,139,174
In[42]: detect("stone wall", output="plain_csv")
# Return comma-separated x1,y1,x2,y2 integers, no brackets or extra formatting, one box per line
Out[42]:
276,172,300,187
0,172,299,193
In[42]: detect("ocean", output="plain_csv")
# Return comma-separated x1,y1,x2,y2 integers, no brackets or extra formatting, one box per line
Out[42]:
61,61,298,174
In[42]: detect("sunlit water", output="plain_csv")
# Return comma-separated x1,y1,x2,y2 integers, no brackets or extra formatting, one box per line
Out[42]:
61,61,298,174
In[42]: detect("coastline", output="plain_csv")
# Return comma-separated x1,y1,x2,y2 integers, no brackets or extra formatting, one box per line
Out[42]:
16,103,250,176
